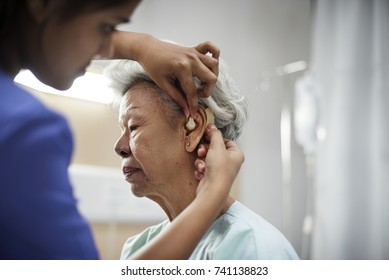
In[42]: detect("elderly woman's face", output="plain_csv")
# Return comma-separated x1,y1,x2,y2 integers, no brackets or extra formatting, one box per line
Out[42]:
115,83,186,197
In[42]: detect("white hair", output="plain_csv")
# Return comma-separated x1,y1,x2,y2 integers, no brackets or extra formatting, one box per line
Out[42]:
104,58,248,141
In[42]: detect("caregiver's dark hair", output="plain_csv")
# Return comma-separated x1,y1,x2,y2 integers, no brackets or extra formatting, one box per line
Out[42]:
49,0,137,21
0,0,136,37
0,0,137,73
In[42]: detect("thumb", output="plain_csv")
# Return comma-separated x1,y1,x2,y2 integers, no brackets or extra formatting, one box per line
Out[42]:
205,124,224,150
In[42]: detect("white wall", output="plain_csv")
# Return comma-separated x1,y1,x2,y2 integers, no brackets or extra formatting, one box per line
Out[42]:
69,164,165,222
118,0,312,257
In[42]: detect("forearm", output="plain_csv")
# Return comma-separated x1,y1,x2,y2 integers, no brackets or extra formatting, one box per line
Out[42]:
112,31,154,61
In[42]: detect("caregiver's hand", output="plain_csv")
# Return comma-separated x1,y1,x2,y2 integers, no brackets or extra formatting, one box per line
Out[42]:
113,32,219,117
195,124,244,195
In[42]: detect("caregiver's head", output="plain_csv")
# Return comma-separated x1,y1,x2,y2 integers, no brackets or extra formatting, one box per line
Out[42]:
0,0,141,89
106,58,248,220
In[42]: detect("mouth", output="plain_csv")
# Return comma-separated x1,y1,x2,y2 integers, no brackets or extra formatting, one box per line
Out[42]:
123,166,140,181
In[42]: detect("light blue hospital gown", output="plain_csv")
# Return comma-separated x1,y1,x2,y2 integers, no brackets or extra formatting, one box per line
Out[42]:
120,201,299,260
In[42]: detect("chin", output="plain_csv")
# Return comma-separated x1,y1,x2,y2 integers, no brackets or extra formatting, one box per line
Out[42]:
54,83,73,91
131,185,148,198
38,75,74,91
51,77,75,91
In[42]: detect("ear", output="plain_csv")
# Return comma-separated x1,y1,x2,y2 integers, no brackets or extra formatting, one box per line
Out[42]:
27,0,55,22
184,108,207,152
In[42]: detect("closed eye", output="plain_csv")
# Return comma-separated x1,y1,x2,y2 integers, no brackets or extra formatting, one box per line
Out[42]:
129,125,139,133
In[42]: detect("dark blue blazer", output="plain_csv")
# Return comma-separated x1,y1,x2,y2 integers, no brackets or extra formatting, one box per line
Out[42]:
0,71,99,259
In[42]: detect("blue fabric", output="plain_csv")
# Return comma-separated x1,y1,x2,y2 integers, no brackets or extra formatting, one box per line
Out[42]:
0,71,99,259
121,201,299,260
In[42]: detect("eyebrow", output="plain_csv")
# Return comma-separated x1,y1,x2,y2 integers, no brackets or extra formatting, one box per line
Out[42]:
119,106,140,123
125,106,139,113
118,107,143,128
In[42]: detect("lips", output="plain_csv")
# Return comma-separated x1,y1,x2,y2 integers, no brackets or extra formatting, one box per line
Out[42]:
122,166,140,181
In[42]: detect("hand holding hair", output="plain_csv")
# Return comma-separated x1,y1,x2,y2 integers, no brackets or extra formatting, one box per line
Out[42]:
113,32,220,117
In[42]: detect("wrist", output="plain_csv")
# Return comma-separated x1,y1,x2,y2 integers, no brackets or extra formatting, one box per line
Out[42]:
112,31,154,60
196,179,231,209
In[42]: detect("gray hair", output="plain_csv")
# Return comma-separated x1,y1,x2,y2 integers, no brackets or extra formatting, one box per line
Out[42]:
104,58,248,141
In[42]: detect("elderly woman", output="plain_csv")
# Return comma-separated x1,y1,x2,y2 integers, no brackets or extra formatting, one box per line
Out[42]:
105,58,299,260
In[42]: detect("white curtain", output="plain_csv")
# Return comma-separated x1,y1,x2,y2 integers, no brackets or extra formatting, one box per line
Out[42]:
310,0,389,259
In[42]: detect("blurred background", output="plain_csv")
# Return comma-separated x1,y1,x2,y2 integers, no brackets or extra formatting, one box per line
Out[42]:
15,0,389,260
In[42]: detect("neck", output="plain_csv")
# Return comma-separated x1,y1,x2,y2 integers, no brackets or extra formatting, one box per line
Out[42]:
154,185,235,223
155,180,198,221
148,157,235,222
1,1,37,78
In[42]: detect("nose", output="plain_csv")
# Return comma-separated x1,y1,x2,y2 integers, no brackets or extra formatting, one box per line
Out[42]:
114,134,130,159
97,37,114,59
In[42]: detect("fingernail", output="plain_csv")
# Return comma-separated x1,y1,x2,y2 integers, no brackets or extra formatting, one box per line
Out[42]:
208,124,217,130
184,107,190,118
190,108,197,118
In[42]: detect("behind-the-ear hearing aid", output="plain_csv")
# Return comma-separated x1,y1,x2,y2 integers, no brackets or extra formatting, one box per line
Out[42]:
205,107,214,126
185,107,214,131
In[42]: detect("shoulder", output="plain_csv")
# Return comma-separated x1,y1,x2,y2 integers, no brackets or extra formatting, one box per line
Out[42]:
223,201,282,235
120,220,170,259
0,80,72,155
0,76,97,259
0,77,74,187
0,79,69,125
1,73,52,118
211,201,299,259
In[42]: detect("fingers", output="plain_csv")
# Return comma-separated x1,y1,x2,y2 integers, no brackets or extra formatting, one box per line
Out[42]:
157,79,190,117
194,158,206,181
174,67,199,116
194,42,220,97
150,40,219,117
195,41,221,59
224,139,239,151
175,63,216,115
195,158,205,171
192,58,218,99
197,144,208,158
205,124,225,150
194,170,205,181
224,139,245,164
195,42,219,79
177,41,219,115
194,125,244,184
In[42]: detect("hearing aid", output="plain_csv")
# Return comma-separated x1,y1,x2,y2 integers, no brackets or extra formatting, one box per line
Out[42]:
205,107,214,126
185,107,215,131
185,117,196,131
